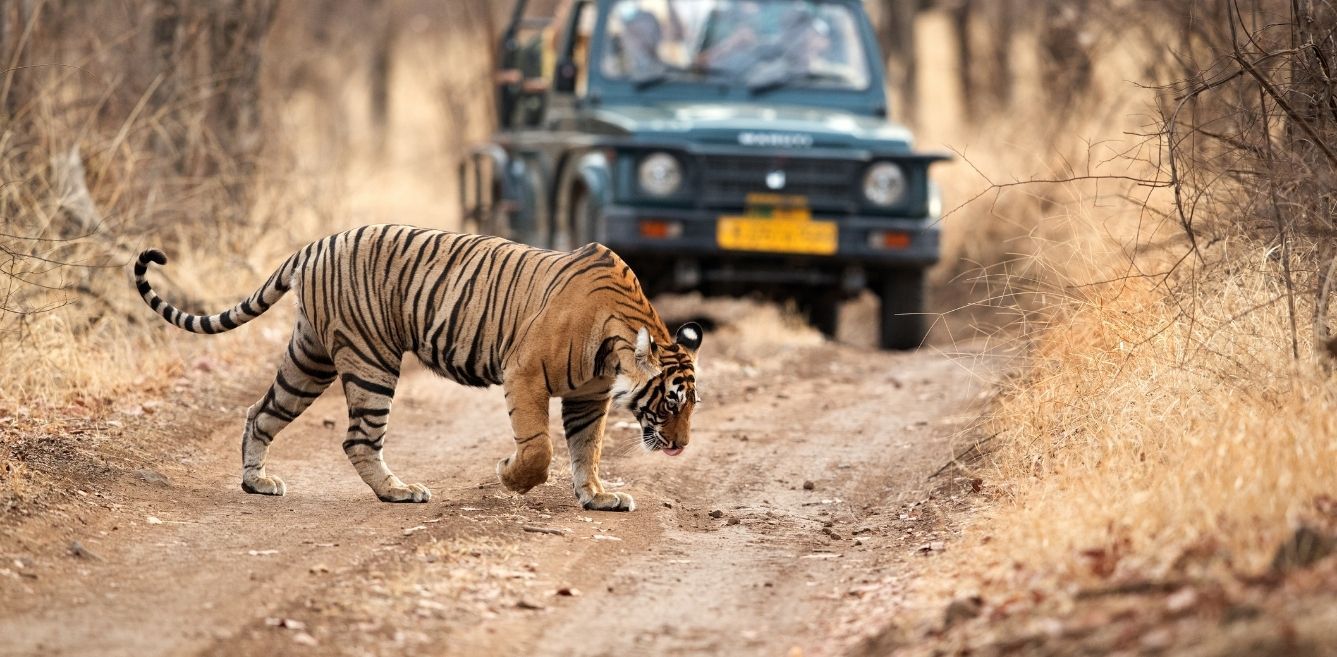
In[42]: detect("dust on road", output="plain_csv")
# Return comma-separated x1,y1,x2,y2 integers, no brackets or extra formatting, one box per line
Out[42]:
0,300,999,657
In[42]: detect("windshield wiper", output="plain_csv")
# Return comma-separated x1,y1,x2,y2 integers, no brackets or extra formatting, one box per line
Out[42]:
748,70,848,95
634,64,735,91
631,62,692,90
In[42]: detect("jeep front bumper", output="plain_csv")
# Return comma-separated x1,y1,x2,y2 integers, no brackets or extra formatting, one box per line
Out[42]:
600,205,939,292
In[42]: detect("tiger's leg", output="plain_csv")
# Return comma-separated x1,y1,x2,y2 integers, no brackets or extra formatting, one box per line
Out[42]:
337,360,431,503
241,317,336,496
562,395,634,512
496,377,553,494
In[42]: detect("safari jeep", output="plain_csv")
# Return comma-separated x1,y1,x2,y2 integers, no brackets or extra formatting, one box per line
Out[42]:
460,0,948,349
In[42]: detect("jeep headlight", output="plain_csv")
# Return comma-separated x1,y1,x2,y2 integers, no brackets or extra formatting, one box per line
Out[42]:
638,152,683,197
862,162,906,207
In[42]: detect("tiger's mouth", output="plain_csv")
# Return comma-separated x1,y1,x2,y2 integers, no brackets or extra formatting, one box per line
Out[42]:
641,428,684,456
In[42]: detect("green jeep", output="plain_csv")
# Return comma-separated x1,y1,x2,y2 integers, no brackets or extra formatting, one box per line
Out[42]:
460,0,948,349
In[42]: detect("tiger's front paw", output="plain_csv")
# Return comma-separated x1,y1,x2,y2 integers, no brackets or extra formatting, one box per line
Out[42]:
497,456,548,494
241,472,286,496
581,491,635,512
377,482,432,503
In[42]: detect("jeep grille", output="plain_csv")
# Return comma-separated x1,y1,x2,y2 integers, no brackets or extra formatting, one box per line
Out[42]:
699,154,860,212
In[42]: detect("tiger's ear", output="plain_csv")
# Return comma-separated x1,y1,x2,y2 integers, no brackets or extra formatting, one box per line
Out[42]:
675,322,703,353
634,327,657,373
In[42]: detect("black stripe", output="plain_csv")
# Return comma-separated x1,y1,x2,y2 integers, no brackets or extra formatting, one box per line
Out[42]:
349,406,391,418
274,372,322,399
342,438,384,451
341,373,396,398
259,401,299,423
564,414,601,438
288,343,335,378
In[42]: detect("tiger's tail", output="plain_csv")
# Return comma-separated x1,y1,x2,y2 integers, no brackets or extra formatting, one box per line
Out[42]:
133,248,298,334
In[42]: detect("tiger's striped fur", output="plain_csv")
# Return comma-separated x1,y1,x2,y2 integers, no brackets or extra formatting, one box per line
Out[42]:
132,225,702,510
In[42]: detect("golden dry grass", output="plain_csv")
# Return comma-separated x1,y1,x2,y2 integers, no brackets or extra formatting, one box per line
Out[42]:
976,248,1337,581
905,5,1337,615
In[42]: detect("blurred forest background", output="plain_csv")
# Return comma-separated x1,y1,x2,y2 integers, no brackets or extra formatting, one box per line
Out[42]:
2,0,1336,650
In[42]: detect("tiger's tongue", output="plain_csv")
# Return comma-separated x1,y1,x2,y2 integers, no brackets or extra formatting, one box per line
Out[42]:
662,447,683,457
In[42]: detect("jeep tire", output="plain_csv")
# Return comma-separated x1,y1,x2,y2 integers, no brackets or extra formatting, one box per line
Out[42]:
875,269,927,350
798,293,840,339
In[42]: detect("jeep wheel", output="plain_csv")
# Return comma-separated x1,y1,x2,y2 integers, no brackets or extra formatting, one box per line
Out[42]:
552,187,581,252
876,269,927,350
514,165,548,246
798,293,839,339
569,185,606,249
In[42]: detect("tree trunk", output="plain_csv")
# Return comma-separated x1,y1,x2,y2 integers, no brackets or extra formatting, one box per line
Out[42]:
984,0,1013,112
879,0,918,125
203,0,275,222
950,0,974,121
1040,0,1091,110
3,0,40,119
369,10,397,157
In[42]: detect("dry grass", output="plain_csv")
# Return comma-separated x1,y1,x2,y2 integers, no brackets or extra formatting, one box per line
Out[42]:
0,3,494,406
0,2,496,509
899,4,1337,636
977,243,1336,580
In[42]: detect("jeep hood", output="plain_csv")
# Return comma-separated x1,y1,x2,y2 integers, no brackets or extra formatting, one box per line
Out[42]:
589,102,916,152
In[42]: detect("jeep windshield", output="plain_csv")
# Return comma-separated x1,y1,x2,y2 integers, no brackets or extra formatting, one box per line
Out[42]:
599,0,872,93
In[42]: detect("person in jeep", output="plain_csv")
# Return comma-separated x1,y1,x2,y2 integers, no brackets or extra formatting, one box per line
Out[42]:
603,0,867,90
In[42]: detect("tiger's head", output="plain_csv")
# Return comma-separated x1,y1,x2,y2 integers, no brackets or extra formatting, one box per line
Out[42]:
614,322,703,457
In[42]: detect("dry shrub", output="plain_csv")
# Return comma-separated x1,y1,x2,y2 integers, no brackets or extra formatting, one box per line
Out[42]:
0,1,497,413
0,1,499,511
923,0,1337,607
977,241,1337,580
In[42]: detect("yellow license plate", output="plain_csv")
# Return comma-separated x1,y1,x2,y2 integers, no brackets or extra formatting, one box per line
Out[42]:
717,216,838,255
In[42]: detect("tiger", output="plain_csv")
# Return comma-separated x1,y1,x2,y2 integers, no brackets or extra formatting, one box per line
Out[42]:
131,224,702,511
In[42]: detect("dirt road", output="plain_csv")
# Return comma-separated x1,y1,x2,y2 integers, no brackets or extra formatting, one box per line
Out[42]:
0,301,997,657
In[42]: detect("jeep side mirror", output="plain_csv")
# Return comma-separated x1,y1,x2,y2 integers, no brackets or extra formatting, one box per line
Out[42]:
554,59,578,94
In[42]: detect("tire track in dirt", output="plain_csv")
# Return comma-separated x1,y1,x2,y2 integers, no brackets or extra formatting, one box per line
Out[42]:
0,305,999,657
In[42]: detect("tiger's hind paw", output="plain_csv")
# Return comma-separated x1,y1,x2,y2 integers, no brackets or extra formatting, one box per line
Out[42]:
377,482,432,503
581,492,635,512
241,473,286,496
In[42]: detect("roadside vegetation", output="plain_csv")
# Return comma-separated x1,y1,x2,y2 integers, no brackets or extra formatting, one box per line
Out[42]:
0,1,498,510
895,1,1337,653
